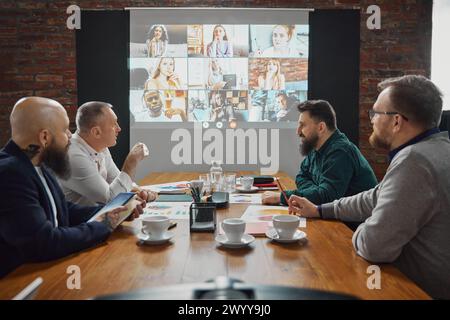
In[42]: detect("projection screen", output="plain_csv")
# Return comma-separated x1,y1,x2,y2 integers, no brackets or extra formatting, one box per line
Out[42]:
129,8,310,128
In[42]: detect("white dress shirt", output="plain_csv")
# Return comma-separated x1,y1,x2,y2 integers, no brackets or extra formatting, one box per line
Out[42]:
58,133,133,206
35,167,58,227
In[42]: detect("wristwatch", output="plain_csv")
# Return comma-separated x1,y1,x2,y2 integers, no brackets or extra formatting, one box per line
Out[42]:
317,205,323,219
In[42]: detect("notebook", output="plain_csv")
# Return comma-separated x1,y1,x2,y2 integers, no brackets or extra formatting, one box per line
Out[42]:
253,183,278,188
155,194,193,202
143,181,190,195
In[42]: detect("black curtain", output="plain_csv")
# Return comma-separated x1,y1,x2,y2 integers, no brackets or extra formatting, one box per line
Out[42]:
76,10,130,167
309,9,360,145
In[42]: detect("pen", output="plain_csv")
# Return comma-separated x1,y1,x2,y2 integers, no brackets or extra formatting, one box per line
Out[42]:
169,221,177,230
275,178,290,210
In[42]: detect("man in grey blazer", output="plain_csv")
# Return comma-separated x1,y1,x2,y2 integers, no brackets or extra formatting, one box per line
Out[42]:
288,75,450,299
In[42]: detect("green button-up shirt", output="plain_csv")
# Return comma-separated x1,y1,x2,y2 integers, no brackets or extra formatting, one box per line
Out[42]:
281,129,377,205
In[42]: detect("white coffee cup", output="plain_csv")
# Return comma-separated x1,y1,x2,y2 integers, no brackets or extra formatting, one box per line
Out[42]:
272,215,300,239
141,215,170,240
222,218,246,243
141,143,149,157
240,176,254,190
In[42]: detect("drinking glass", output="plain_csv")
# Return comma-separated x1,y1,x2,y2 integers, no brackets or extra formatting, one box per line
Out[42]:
199,174,211,195
224,173,236,193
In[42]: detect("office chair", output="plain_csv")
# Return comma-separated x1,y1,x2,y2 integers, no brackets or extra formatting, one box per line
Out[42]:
439,110,450,138
92,276,358,300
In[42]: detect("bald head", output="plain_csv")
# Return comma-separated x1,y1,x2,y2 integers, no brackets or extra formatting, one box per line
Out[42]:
10,97,68,144
9,97,72,167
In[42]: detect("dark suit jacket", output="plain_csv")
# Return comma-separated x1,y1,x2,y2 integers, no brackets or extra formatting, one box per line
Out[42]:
0,140,110,278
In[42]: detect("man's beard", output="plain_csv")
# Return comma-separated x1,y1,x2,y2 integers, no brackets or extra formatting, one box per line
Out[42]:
41,142,71,180
299,133,319,156
369,131,390,150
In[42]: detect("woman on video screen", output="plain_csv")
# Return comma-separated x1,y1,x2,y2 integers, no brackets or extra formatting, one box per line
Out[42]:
207,59,227,90
261,25,301,58
206,25,233,58
146,25,168,58
209,91,235,122
257,59,285,90
272,92,299,122
145,57,182,90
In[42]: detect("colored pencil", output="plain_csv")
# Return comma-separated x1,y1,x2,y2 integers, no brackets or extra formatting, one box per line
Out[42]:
275,177,290,207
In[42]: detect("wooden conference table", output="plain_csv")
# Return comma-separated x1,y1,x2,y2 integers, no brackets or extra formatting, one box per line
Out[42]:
0,172,429,300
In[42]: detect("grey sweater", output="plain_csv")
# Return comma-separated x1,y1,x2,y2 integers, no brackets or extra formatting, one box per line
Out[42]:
322,132,450,299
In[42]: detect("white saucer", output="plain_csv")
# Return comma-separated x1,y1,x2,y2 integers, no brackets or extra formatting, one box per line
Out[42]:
215,234,255,248
137,231,174,245
236,186,259,193
265,227,307,243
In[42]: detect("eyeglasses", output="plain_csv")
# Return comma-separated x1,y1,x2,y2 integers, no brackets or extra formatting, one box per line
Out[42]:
368,110,408,121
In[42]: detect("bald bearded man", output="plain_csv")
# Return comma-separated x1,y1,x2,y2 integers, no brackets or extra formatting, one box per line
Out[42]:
0,97,143,278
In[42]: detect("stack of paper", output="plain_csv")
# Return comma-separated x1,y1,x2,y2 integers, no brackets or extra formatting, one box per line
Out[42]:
229,193,262,204
155,194,193,202
219,205,307,235
241,205,306,228
140,202,191,220
142,181,190,194
240,205,292,222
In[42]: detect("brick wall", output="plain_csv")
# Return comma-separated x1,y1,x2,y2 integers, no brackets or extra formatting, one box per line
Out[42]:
0,0,432,180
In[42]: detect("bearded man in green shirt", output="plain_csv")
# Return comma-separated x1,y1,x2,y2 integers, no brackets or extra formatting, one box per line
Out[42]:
263,100,377,210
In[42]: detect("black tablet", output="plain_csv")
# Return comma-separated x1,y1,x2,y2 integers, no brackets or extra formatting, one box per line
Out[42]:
88,192,136,227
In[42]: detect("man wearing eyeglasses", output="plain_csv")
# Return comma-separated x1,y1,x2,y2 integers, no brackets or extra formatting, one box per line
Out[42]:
288,75,450,299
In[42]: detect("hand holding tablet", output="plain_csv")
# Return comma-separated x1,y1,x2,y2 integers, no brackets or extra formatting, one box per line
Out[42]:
89,192,141,231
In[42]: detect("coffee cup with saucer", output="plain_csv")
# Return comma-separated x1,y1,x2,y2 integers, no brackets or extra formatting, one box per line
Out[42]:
265,215,307,243
137,215,174,245
265,227,307,244
215,218,255,248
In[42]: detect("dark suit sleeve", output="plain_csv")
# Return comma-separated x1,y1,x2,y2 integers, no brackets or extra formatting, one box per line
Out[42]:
0,170,111,263
66,201,101,226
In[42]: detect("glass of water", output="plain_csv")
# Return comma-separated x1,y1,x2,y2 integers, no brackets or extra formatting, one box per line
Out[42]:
211,174,226,192
224,173,237,193
199,174,211,195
